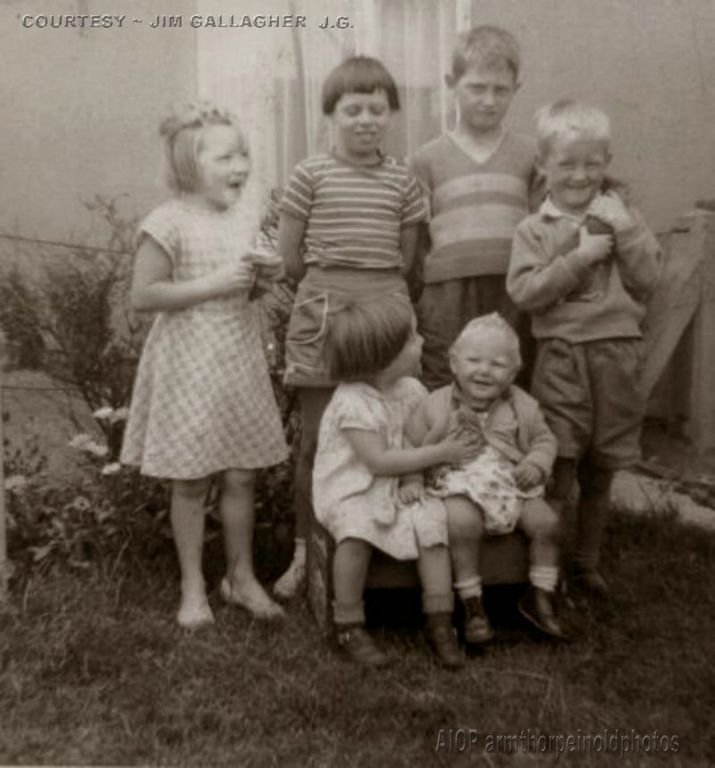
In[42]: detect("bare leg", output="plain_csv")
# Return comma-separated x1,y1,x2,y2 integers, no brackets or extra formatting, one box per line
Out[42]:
445,495,484,586
220,469,283,619
445,496,493,644
332,538,389,667
332,537,372,623
519,498,560,570
416,544,453,611
171,477,214,628
517,498,566,639
275,386,334,598
418,543,463,668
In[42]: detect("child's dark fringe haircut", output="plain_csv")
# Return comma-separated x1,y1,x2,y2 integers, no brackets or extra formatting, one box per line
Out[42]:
321,56,400,115
326,299,413,382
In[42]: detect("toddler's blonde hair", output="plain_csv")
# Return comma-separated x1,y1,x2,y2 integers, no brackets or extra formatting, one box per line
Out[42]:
450,313,522,368
159,101,247,193
535,99,611,159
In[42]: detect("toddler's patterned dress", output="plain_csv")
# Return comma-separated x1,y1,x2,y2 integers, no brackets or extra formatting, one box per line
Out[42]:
427,399,543,535
121,198,289,479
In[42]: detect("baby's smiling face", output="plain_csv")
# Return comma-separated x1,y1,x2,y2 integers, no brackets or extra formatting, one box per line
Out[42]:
450,331,519,408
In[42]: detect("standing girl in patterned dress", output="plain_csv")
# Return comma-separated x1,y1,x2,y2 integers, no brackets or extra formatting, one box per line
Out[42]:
313,298,477,667
273,56,427,599
121,103,289,628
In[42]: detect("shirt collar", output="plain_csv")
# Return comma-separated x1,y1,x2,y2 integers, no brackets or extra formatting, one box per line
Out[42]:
539,196,586,224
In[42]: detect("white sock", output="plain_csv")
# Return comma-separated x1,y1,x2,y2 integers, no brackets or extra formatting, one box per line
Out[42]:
529,565,558,593
454,575,482,600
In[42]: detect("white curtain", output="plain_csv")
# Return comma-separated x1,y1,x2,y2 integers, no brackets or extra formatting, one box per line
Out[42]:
197,0,462,201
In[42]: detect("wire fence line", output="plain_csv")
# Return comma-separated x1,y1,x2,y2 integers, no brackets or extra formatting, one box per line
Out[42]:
0,232,130,257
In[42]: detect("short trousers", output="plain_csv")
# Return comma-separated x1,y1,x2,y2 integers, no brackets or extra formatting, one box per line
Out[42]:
416,275,532,391
531,337,646,470
284,266,410,388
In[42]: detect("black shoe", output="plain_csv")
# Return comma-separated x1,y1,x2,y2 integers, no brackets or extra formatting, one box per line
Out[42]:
462,596,495,644
335,625,390,667
518,586,568,640
572,567,609,598
425,614,465,668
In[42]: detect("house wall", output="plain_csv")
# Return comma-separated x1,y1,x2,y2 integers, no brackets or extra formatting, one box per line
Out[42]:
468,0,715,233
1,0,713,250
0,0,197,250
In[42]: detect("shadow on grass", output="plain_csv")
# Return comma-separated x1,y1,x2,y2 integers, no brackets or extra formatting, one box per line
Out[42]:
1,513,713,766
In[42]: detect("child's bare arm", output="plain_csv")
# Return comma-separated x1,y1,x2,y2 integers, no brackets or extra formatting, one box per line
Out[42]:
399,223,420,279
277,212,307,283
343,428,473,477
130,236,254,312
507,220,611,313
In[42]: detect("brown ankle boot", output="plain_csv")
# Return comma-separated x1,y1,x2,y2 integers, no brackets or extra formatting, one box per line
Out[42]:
518,586,568,640
572,566,609,598
425,613,465,668
335,624,390,667
462,596,495,644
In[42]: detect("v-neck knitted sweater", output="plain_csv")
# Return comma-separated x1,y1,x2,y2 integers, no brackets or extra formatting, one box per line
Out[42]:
411,131,538,283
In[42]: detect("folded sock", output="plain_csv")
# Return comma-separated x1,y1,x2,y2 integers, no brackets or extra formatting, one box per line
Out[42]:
454,575,482,600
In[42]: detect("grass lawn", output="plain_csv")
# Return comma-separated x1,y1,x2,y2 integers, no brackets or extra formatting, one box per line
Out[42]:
1,512,714,767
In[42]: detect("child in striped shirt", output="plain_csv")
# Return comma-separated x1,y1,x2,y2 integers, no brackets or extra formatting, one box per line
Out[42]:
273,56,427,598
412,26,541,390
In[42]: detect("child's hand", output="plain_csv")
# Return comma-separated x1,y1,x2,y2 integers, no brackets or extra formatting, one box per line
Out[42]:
588,192,634,232
246,245,283,273
398,478,424,504
438,436,483,465
514,460,543,491
209,263,256,296
577,226,613,266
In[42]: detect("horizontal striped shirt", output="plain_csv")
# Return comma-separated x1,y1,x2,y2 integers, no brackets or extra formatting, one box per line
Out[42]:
411,131,538,283
280,152,426,270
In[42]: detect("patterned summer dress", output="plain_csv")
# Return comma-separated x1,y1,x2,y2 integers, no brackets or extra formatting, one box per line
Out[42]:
427,395,543,535
121,198,289,479
312,378,447,560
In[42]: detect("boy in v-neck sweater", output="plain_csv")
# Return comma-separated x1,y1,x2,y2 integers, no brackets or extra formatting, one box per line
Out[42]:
411,26,541,390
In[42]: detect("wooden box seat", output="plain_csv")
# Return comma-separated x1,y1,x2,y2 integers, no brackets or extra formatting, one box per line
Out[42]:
307,512,528,631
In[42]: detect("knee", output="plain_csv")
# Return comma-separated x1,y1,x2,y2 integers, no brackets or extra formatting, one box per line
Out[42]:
173,477,211,503
446,499,483,541
521,501,561,542
223,468,255,495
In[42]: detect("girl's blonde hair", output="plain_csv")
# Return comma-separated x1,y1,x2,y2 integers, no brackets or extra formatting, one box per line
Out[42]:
326,299,414,382
159,101,248,193
535,99,611,159
450,313,522,368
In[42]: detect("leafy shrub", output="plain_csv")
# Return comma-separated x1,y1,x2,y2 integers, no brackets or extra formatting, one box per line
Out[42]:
1,192,298,573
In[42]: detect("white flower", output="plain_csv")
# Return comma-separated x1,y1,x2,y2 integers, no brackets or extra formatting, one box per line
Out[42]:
101,462,122,476
93,406,114,420
69,495,91,512
4,475,28,492
84,441,109,458
110,407,129,423
68,433,94,450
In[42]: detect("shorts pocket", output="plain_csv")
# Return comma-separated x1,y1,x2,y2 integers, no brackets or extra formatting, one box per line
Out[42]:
287,291,329,346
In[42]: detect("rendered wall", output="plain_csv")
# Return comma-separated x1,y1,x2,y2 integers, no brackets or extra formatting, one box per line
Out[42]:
0,0,197,248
